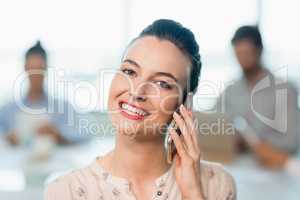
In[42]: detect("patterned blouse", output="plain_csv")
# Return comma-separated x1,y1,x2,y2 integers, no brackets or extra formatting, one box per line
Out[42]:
45,156,236,200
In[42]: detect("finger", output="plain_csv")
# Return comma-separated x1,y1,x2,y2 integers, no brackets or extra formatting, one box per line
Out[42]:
170,128,188,158
173,110,194,154
180,106,202,161
188,111,201,153
179,105,199,153
174,154,180,167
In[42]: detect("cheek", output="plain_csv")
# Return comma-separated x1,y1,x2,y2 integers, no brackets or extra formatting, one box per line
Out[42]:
236,48,259,67
108,74,128,107
151,92,179,122
237,53,251,65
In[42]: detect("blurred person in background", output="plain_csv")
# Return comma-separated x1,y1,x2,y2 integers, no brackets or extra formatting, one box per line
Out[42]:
0,41,84,146
216,25,299,169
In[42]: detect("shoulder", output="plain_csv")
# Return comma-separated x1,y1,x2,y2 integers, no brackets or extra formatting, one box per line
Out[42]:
0,101,18,113
199,160,236,199
45,164,97,200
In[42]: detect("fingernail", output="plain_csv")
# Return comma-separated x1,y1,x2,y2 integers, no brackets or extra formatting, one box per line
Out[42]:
170,128,176,135
180,104,185,112
170,128,175,133
173,112,179,117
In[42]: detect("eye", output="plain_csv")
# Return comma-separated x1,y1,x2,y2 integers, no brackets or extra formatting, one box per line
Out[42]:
155,81,172,90
121,68,136,77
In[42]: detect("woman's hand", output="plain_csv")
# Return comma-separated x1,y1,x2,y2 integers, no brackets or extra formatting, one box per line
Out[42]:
6,131,20,146
37,123,68,145
170,104,205,200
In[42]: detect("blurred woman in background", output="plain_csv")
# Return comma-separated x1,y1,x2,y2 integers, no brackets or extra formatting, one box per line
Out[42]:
0,41,83,145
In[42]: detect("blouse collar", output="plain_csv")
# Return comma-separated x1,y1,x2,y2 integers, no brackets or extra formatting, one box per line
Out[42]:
90,155,175,189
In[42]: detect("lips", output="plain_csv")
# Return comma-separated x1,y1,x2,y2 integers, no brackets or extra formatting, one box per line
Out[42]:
118,100,149,121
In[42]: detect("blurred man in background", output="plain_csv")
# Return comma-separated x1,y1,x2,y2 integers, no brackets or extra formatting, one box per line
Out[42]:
216,26,299,168
0,41,84,146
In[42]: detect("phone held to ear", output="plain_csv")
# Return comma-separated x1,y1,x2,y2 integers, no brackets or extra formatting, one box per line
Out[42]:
167,92,193,164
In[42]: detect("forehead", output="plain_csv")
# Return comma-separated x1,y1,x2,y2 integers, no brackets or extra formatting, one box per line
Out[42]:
26,54,45,63
123,36,191,82
234,39,258,51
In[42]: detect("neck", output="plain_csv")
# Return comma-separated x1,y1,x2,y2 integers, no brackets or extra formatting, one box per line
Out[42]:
109,134,171,183
243,65,266,88
27,87,44,102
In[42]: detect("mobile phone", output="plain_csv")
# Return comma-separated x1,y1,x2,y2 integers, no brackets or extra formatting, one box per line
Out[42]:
167,92,193,164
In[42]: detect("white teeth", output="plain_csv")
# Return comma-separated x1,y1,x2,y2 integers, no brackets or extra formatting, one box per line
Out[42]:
121,103,147,116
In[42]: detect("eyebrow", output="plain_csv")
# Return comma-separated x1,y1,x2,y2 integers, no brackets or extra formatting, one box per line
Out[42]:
123,59,141,68
154,72,178,83
122,58,179,82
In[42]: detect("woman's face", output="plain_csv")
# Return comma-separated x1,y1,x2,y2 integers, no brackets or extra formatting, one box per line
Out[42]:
108,36,191,139
25,54,46,90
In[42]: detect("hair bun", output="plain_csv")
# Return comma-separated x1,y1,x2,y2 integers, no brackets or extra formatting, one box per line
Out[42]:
35,40,42,48
25,40,47,61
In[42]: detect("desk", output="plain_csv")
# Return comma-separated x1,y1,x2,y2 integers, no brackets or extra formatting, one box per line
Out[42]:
0,138,114,200
226,154,300,200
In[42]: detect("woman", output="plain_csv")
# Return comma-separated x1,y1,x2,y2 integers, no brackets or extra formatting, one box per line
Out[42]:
46,19,236,200
0,41,81,145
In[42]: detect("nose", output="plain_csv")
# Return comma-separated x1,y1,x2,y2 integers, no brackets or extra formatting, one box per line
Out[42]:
129,92,146,102
129,80,148,102
129,88,146,102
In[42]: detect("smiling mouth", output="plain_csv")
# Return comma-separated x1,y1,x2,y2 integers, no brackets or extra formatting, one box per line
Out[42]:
118,101,150,120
